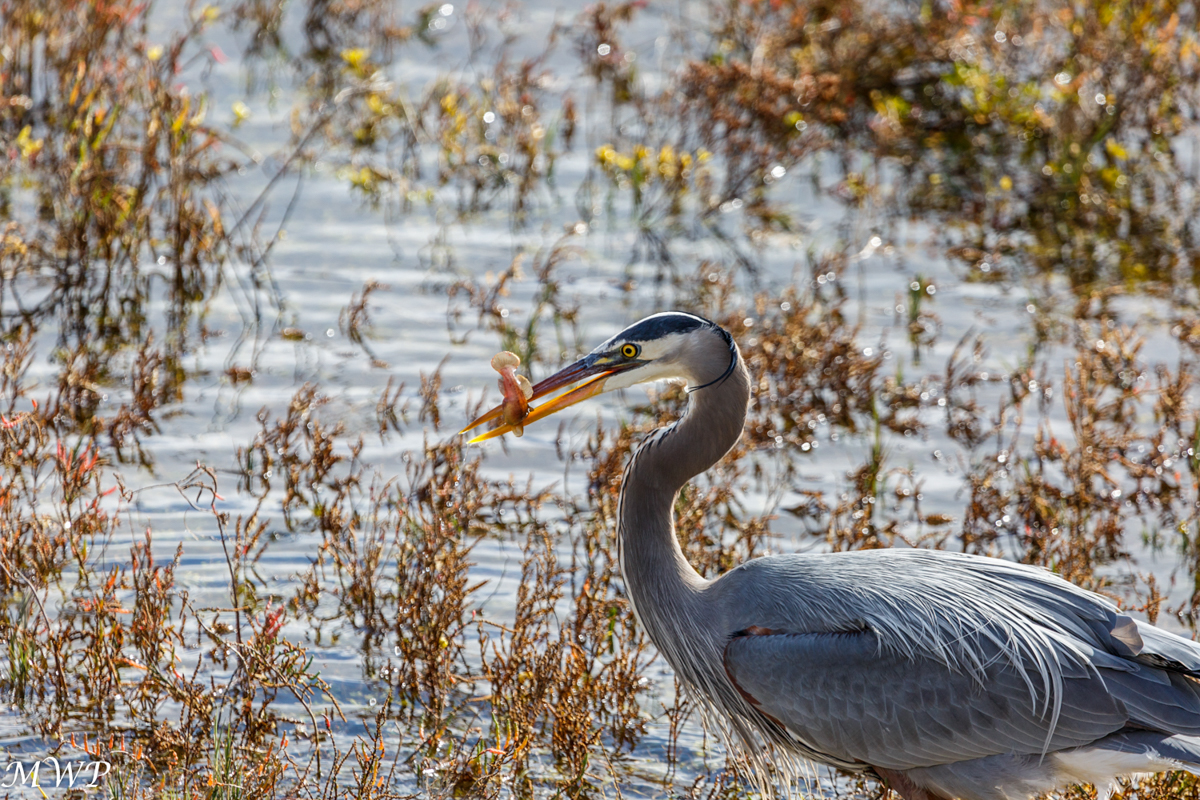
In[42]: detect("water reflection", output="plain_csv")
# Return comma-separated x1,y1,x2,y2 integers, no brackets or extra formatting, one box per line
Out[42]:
3,1,1200,798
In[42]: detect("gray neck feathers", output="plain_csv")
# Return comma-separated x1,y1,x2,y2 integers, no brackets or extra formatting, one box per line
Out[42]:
616,336,808,777
617,334,750,686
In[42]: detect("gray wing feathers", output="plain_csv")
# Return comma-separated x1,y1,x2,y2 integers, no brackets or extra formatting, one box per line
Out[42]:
1078,613,1200,732
1093,730,1200,769
1132,619,1200,672
717,550,1200,770
723,630,1128,770
1103,668,1200,734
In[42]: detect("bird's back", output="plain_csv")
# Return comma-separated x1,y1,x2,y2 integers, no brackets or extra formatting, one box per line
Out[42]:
709,548,1167,670
694,548,1200,799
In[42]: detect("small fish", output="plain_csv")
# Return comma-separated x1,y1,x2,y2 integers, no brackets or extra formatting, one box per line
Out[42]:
490,351,533,436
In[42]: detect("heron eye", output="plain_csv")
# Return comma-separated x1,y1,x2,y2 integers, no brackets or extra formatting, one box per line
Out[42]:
621,343,640,359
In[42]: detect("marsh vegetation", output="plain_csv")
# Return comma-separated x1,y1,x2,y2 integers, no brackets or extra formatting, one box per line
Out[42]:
3,0,1200,798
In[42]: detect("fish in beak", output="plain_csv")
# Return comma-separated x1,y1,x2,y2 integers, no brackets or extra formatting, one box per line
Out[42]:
460,354,637,443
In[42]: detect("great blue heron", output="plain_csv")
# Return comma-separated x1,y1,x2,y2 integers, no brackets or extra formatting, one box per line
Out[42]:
462,311,1200,800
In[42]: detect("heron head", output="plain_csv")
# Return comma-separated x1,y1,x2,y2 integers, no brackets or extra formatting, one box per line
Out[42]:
461,312,736,442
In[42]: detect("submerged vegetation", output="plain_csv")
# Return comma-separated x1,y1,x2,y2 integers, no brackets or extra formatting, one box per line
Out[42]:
3,0,1200,798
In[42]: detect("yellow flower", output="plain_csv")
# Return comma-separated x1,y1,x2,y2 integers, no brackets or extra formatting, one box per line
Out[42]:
17,125,43,159
1,234,28,256
658,146,678,178
340,48,370,71
1105,139,1128,161
350,166,376,190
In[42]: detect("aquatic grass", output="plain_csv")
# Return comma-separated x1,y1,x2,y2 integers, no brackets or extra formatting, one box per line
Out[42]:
1,0,240,405
232,1,571,222
9,251,1200,799
7,0,1200,799
445,234,583,373
688,0,1200,289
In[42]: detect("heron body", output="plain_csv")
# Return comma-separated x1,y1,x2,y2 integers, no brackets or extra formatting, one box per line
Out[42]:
464,312,1200,800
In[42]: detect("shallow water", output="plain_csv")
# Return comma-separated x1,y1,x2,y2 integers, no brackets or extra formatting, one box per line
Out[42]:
5,0,1200,795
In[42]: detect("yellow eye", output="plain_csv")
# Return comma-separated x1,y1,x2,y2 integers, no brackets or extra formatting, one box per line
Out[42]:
621,343,640,359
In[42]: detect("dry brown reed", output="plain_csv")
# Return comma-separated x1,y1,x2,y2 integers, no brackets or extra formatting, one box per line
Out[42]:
7,1,1200,799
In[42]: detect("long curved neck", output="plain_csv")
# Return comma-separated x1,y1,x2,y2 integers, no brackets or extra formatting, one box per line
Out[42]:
617,343,750,652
